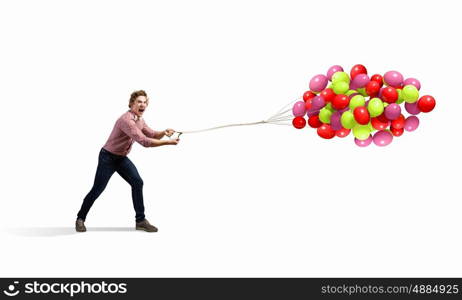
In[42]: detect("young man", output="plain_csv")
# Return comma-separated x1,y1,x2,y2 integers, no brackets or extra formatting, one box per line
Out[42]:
76,90,179,232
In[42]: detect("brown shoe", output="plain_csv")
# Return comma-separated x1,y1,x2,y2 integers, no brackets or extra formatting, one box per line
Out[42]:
136,219,158,232
75,218,86,232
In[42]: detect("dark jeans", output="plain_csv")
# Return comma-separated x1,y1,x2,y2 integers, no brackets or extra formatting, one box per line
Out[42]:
77,148,146,222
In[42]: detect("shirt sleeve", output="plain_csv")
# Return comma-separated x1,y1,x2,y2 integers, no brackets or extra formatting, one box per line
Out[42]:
142,122,162,139
118,118,153,147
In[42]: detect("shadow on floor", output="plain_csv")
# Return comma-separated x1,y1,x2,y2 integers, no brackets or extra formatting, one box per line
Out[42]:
5,227,136,237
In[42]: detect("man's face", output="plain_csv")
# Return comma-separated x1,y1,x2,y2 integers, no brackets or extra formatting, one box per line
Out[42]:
131,95,148,117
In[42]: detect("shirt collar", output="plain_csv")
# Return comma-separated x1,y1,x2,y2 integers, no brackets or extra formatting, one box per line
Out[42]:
128,110,142,121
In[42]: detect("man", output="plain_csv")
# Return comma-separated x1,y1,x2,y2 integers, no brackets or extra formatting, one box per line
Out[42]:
76,90,179,233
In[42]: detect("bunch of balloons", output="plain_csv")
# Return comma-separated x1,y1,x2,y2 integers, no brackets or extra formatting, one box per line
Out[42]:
291,65,436,146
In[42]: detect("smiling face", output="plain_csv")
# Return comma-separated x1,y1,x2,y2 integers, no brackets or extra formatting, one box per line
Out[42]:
130,95,148,117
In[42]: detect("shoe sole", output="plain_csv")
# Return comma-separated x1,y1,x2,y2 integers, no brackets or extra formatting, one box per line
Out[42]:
136,226,158,232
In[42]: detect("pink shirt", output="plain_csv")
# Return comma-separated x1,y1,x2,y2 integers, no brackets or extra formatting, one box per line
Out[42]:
103,111,160,156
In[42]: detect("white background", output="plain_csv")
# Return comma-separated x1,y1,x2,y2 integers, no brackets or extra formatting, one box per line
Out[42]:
1,0,461,277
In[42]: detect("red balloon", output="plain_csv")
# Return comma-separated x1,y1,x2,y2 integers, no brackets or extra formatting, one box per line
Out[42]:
370,74,384,87
332,94,349,110
377,113,389,123
391,114,405,130
308,115,322,128
371,117,390,130
353,106,370,125
365,80,381,97
303,91,316,102
320,88,336,103
381,86,398,103
391,126,404,137
417,95,436,113
292,116,306,129
335,128,351,138
317,124,335,139
350,64,367,80
305,98,313,110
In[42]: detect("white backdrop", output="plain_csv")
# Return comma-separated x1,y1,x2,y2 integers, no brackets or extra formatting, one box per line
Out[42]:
1,0,461,277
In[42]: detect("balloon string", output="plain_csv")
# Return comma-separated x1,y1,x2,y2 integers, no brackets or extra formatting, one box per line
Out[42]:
267,122,291,126
178,120,268,134
267,116,293,122
267,98,300,120
177,98,300,135
268,108,292,120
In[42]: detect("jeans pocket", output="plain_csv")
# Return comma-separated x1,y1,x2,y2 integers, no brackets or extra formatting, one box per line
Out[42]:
99,150,113,164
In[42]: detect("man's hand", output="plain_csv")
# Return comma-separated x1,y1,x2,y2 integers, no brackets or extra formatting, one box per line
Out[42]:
164,128,175,137
167,138,180,145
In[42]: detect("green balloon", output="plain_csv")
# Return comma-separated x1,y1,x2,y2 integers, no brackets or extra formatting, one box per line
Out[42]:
353,125,371,140
319,108,332,124
332,81,349,94
345,89,357,96
357,87,368,97
340,111,357,129
367,97,384,117
402,85,419,103
331,71,350,84
396,89,404,104
325,102,334,112
349,95,365,110
328,83,333,89
367,122,376,132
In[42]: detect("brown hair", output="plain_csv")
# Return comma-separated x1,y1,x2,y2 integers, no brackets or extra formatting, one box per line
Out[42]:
128,90,148,108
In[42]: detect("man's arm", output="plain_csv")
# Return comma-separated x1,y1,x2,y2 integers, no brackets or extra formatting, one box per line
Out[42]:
150,138,179,147
142,123,165,139
120,119,178,147
143,123,175,139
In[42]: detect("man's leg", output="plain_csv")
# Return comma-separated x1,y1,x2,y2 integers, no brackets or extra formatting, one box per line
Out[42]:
117,156,146,222
77,149,117,221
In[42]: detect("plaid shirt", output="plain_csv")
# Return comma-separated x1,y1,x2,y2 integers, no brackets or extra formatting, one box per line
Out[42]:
102,111,160,156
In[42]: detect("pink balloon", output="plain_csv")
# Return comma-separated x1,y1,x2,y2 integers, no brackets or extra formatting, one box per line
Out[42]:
311,95,326,110
351,74,370,88
330,112,342,130
384,103,401,120
292,101,306,117
309,74,328,92
355,136,372,147
404,116,420,132
405,102,421,115
307,109,320,117
373,130,393,146
326,65,344,81
403,78,421,90
349,82,359,90
384,71,404,87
